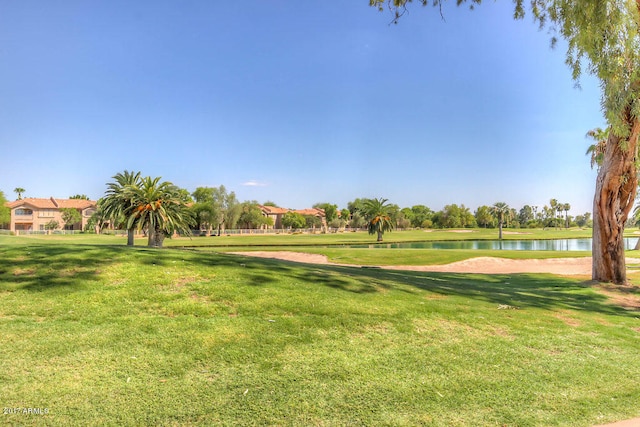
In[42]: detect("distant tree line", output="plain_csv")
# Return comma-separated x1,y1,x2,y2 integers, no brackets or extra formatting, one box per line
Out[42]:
1,172,601,241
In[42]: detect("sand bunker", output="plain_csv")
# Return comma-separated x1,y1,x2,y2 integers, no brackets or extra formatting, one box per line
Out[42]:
230,251,640,276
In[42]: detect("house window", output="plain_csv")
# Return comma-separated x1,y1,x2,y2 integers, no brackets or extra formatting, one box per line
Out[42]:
38,209,55,218
15,208,33,215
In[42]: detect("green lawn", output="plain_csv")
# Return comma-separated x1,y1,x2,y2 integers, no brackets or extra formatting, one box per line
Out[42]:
1,234,639,425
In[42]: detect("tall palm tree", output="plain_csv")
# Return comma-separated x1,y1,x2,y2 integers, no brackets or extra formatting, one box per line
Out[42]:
491,202,510,240
363,197,394,242
13,188,25,200
562,203,571,228
123,176,195,247
549,198,560,229
100,170,142,246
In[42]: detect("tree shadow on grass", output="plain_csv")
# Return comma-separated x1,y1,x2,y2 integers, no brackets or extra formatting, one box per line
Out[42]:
202,251,638,317
5,245,635,318
328,265,638,317
0,245,131,291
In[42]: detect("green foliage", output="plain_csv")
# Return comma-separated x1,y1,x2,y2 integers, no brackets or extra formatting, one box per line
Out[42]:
13,187,25,200
0,191,10,226
124,176,196,247
363,197,395,241
238,202,272,229
85,207,109,233
410,205,433,228
313,202,338,222
437,204,476,228
69,194,90,200
190,202,218,232
475,205,496,228
192,187,215,204
100,170,142,241
60,208,82,229
44,220,59,230
586,127,609,169
304,215,323,229
518,205,535,227
349,211,366,229
347,198,367,215
282,212,306,229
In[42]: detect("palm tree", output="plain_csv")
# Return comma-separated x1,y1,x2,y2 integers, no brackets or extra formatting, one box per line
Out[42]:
491,202,510,240
549,198,561,229
586,127,609,169
562,203,571,228
123,176,195,247
100,170,142,246
13,188,25,200
363,197,394,241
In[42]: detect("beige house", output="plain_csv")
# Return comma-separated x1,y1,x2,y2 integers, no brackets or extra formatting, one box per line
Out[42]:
259,205,326,229
7,197,97,233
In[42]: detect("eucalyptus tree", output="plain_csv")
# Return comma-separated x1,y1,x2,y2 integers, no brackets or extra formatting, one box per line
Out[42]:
191,187,219,235
410,205,433,228
475,205,495,228
282,212,306,230
313,202,338,223
370,0,640,284
123,176,195,247
340,208,351,223
213,186,241,234
60,208,81,230
349,211,366,230
363,197,394,241
491,202,511,240
518,205,535,227
237,202,272,229
100,170,142,246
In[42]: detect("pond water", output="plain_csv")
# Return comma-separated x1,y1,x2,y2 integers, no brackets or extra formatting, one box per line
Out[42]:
346,238,640,251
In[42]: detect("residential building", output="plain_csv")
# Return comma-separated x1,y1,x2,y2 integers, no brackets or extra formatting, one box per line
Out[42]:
259,205,326,229
7,197,97,233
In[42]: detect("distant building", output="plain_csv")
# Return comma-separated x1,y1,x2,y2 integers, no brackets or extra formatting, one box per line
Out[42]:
258,205,326,229
7,197,97,233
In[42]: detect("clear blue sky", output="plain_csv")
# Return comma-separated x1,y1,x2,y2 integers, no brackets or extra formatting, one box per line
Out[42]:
0,1,604,214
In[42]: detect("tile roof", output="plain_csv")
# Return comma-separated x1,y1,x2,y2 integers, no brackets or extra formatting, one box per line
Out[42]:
7,197,96,210
258,205,326,217
259,205,291,215
293,208,325,217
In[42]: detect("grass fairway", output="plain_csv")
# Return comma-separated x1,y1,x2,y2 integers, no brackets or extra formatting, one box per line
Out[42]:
1,240,639,426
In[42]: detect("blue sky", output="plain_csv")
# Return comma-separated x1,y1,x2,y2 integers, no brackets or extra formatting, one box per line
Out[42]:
0,1,603,214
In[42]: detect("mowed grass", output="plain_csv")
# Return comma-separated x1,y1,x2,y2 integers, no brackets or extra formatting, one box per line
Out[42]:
167,227,597,248
1,237,640,425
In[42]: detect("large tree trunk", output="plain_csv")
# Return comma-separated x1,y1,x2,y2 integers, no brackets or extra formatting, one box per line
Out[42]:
127,228,135,246
146,225,165,248
592,117,640,284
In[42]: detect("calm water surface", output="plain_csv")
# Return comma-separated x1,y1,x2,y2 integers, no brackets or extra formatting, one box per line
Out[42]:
347,238,639,251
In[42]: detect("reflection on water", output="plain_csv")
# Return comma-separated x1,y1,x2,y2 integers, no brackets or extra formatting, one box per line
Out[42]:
347,238,639,251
